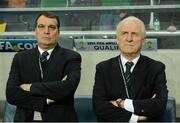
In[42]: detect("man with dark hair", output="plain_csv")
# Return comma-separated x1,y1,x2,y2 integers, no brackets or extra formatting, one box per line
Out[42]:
6,11,81,122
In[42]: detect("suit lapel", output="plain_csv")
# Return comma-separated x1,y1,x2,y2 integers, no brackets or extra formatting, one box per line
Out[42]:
111,56,127,99
44,45,64,80
131,55,148,99
30,48,41,82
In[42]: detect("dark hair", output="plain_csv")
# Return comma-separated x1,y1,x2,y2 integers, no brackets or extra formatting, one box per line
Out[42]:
34,11,60,31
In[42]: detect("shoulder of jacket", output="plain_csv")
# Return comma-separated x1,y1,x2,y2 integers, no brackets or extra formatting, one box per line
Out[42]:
15,48,35,56
97,56,118,67
141,55,165,68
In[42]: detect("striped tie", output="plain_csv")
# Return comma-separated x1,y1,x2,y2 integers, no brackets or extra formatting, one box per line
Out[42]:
125,62,134,83
40,51,49,64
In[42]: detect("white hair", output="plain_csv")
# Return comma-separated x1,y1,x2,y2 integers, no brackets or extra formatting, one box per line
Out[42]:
116,16,146,38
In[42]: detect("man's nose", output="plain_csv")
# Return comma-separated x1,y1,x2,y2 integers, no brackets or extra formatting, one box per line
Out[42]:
126,34,133,42
44,27,50,34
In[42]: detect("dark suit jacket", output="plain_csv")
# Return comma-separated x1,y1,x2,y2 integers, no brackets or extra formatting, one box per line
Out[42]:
93,55,168,122
6,44,81,122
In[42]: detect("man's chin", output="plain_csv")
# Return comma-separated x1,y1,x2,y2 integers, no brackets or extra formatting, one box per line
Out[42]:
39,44,52,49
42,40,50,43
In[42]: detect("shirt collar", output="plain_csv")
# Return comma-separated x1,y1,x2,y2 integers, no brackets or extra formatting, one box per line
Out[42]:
38,46,54,60
120,54,140,69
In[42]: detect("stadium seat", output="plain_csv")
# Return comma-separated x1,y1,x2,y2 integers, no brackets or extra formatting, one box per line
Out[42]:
3,101,16,122
74,96,97,122
157,97,176,122
3,97,176,122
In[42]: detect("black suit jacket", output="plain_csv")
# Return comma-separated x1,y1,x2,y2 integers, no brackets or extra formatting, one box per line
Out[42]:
6,44,81,122
93,55,168,122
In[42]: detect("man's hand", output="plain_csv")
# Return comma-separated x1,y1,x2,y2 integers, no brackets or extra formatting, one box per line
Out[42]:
47,75,67,105
152,94,156,98
116,99,124,108
110,100,118,107
138,115,148,121
110,99,125,108
20,84,32,91
136,94,155,121
47,98,55,105
62,75,67,81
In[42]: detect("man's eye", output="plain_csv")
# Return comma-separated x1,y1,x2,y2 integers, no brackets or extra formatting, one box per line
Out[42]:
49,25,57,30
37,24,57,31
132,32,138,37
38,25,45,29
121,32,127,35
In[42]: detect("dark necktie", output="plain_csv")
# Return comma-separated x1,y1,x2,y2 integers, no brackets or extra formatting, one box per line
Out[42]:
40,51,49,64
39,51,49,80
124,62,134,83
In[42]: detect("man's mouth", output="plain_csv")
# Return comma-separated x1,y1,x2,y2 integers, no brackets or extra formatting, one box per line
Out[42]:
43,37,50,40
126,44,134,47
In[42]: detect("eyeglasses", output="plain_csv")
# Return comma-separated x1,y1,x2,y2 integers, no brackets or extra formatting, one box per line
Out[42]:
37,24,57,32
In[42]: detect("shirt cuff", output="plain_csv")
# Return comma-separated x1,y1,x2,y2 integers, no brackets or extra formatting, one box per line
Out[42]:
129,114,138,122
46,98,49,105
124,99,134,113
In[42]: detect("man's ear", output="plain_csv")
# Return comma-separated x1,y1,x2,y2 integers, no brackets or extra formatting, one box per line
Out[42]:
142,38,146,46
116,38,119,45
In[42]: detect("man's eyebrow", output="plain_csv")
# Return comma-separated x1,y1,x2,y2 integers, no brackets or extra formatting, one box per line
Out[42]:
37,24,56,26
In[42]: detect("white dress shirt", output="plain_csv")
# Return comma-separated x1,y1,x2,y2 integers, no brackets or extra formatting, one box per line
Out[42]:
38,46,54,60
